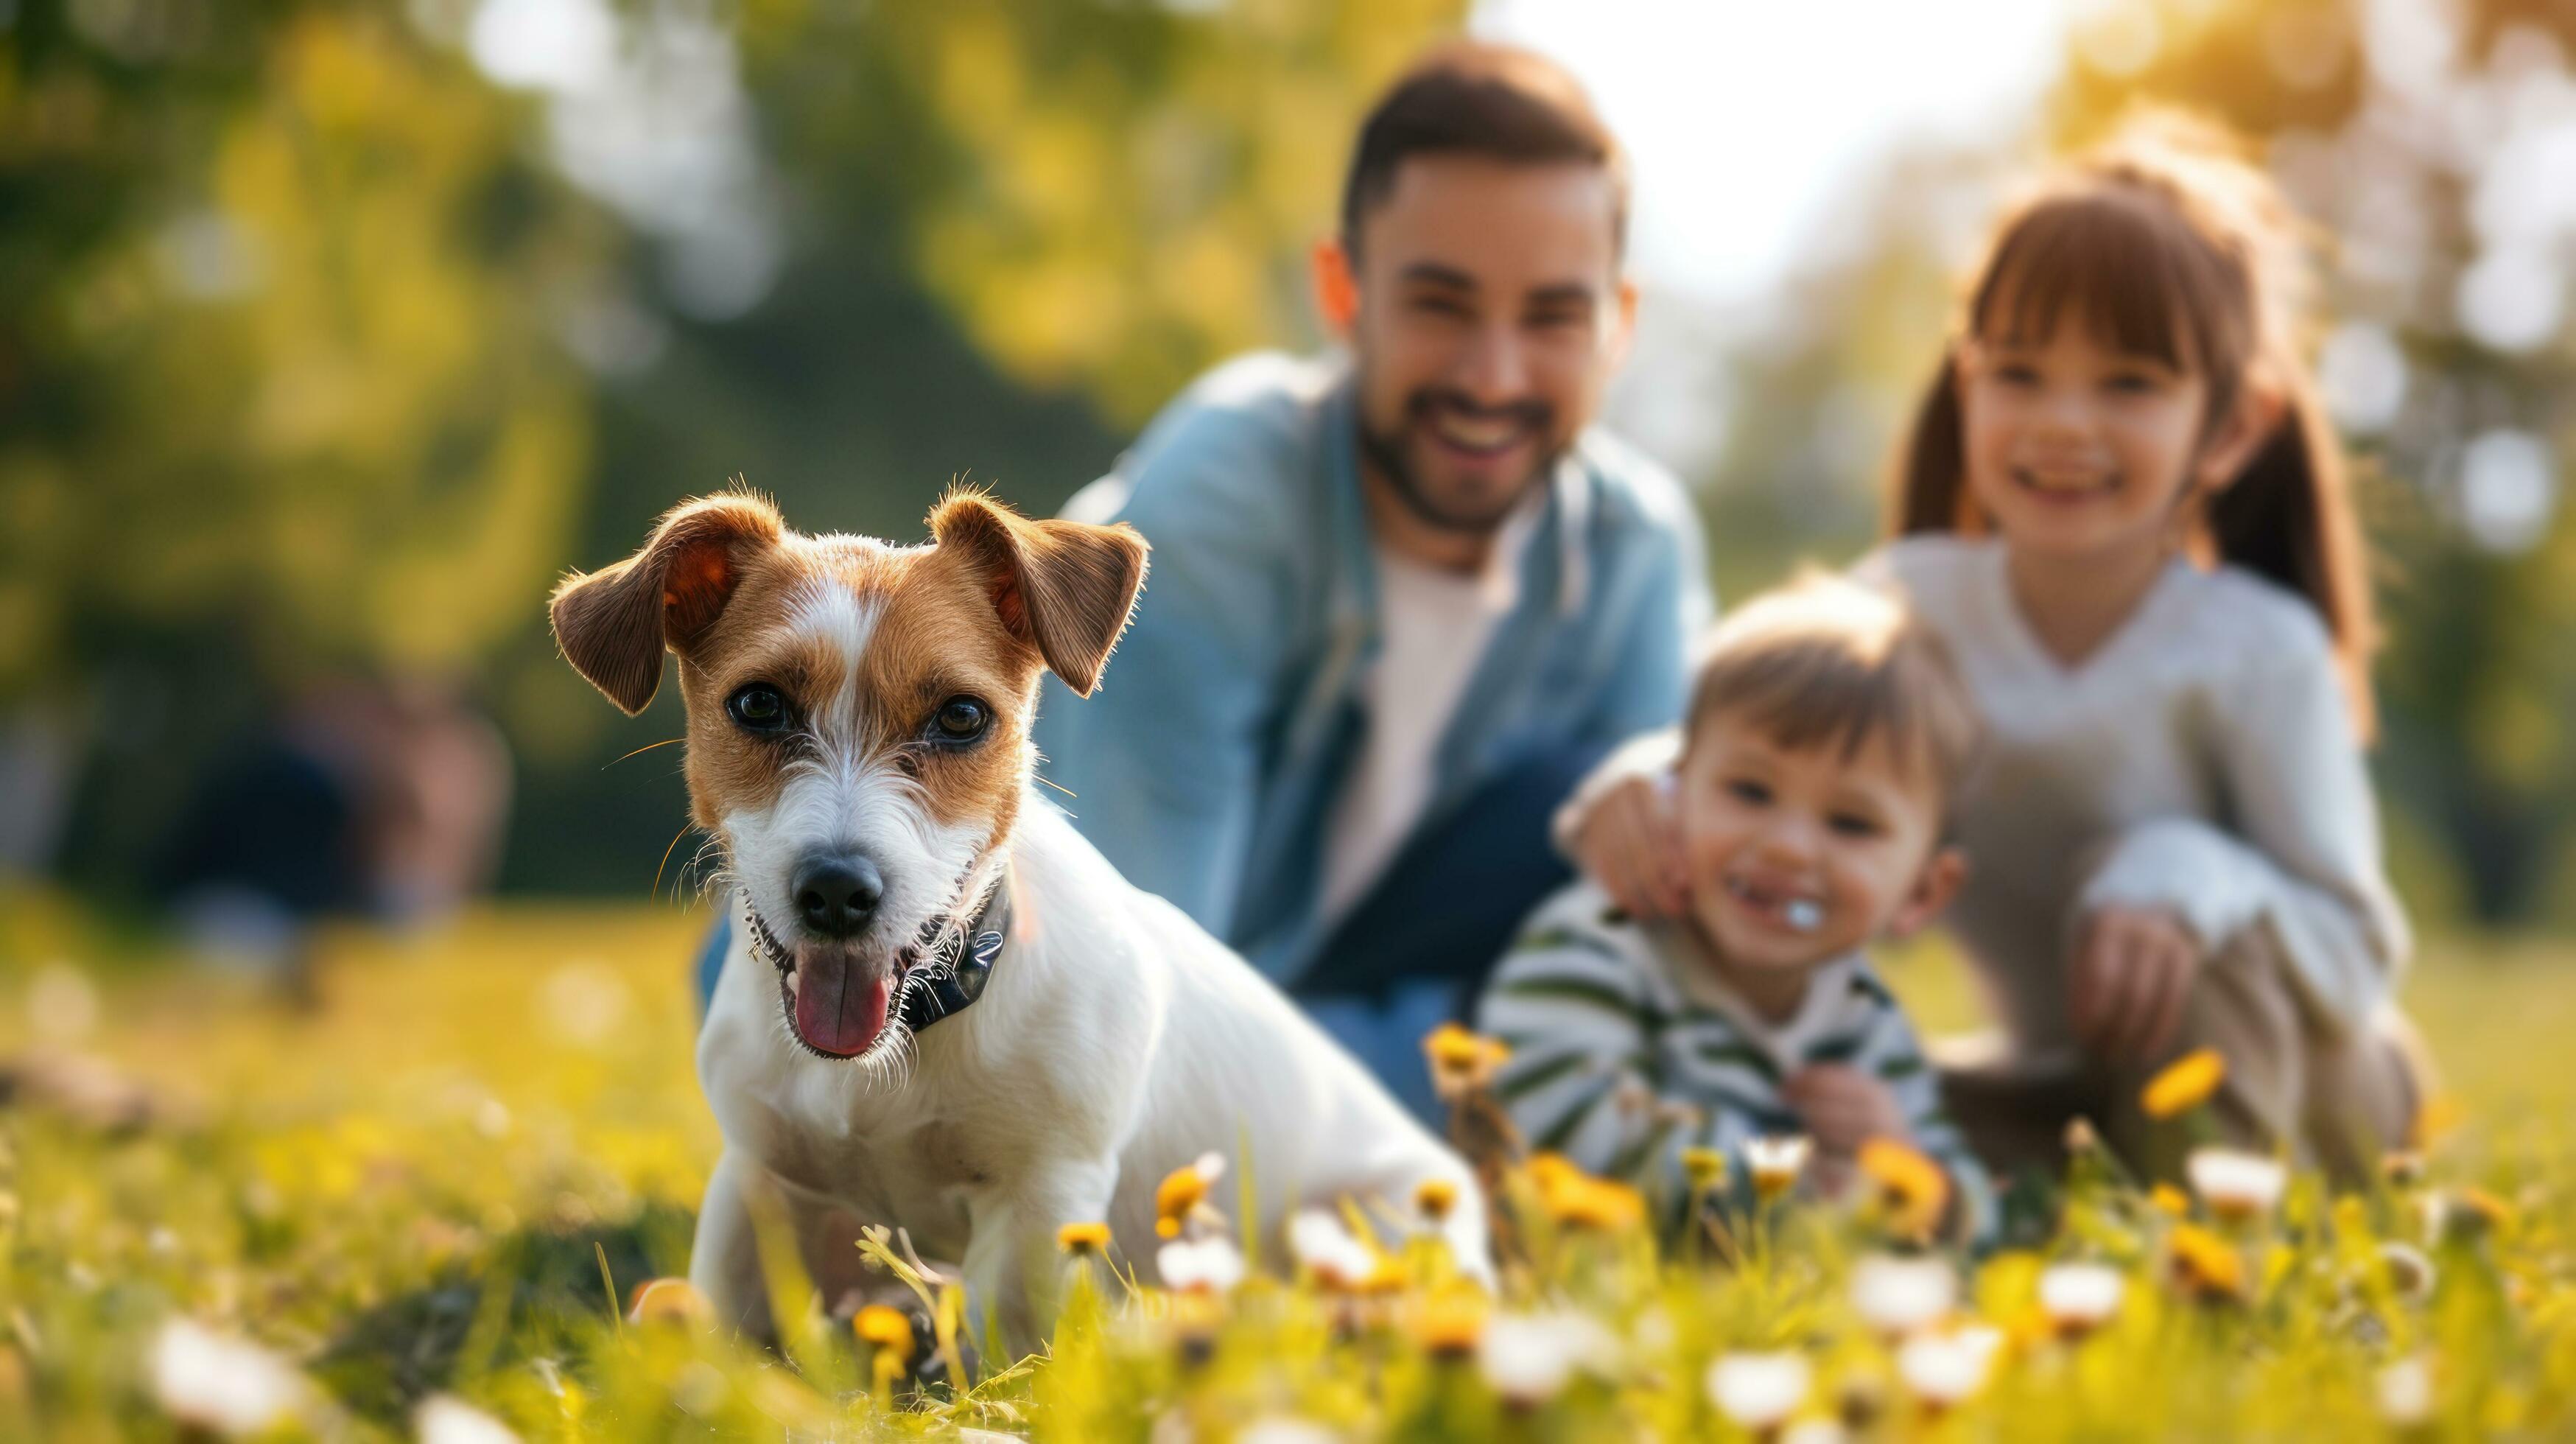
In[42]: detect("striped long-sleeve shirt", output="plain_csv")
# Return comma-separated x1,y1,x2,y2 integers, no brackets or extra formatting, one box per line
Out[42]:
1475,881,1993,1244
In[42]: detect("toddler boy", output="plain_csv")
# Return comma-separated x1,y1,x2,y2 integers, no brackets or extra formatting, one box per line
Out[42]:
1475,574,1991,1239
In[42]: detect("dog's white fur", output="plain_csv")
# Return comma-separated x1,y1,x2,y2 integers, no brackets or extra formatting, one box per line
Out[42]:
552,494,1488,1353
696,796,1487,1346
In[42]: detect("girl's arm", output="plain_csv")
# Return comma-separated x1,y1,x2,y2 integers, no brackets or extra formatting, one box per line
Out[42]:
2078,622,2409,1034
1545,729,1688,917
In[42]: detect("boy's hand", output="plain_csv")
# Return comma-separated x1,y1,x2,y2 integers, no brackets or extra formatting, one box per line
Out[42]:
2071,905,2203,1065
1565,768,1688,920
1782,1065,1909,1159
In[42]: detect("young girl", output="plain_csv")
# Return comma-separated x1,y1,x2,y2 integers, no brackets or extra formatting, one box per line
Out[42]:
1562,116,2424,1182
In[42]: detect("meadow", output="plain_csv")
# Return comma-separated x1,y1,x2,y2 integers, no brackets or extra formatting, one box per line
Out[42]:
4,894,2573,1442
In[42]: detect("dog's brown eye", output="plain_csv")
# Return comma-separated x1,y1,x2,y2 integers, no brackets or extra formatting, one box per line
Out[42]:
932,696,989,743
727,683,790,733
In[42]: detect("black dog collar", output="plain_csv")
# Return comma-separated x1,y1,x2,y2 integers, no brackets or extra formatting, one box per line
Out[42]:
899,873,1010,1034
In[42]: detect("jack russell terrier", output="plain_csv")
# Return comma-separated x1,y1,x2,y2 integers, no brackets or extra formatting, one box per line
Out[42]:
550,489,1489,1350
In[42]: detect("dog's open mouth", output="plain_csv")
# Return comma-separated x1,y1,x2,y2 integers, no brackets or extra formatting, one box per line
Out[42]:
744,907,898,1059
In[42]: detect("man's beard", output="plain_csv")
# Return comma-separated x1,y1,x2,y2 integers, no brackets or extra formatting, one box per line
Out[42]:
1357,386,1565,536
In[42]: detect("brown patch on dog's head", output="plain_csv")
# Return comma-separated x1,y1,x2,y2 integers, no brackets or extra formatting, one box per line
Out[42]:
926,489,1148,697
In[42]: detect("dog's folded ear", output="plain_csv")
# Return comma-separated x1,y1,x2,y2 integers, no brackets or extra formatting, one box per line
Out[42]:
930,491,1150,697
551,491,785,715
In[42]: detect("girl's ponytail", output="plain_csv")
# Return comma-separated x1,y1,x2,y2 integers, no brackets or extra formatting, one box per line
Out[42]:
1889,348,1972,537
2205,367,2380,739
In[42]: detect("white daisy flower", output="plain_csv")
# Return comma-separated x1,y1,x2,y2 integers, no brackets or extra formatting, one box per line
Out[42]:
149,1318,310,1438
2186,1148,2288,1222
1287,1209,1381,1291
1850,1253,1956,1336
2376,1353,2434,1426
1476,1311,1617,1405
2377,1241,2437,1303
2037,1261,2126,1336
1745,1136,1814,1201
1237,1417,1343,1444
1156,1235,1247,1294
1707,1350,1812,1431
415,1394,522,1444
1897,1324,2003,1407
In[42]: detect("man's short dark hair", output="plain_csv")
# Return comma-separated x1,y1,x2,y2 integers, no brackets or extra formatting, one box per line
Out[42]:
1340,41,1629,259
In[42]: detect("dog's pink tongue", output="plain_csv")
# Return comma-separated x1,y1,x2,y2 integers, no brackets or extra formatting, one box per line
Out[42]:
793,956,891,1057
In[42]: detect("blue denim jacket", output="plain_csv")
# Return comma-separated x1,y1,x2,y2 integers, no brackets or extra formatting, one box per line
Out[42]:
1034,352,1713,986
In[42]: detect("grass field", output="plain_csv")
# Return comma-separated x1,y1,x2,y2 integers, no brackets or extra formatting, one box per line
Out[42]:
3,894,2573,1440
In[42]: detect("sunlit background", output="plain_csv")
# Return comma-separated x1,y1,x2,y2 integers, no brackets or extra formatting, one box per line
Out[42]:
6,0,2575,953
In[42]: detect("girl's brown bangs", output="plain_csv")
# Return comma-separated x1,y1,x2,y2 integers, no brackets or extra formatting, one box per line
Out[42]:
1972,194,2229,372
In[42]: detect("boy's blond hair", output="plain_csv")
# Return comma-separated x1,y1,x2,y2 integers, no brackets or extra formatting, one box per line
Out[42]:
1683,572,1983,819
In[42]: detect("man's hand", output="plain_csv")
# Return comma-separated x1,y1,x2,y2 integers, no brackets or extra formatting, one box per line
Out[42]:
2070,905,2204,1065
1782,1065,1910,1160
1565,770,1688,920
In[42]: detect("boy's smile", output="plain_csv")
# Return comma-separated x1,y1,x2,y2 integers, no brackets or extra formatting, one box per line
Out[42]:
1672,714,1962,1020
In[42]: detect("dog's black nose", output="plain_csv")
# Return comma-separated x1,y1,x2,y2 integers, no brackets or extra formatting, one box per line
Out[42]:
793,855,882,939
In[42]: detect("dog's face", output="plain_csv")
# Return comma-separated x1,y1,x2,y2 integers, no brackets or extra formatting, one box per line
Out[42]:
550,491,1148,1063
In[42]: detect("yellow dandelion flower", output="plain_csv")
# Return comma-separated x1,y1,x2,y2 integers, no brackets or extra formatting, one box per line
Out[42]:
1528,1155,1646,1231
1527,1152,1583,1193
2141,1049,2226,1119
1057,1221,1112,1256
1682,1146,1728,1193
2436,1186,2513,1243
2410,1092,2463,1149
1414,1177,1460,1222
624,1277,711,1328
2149,1182,2190,1217
854,1305,915,1362
1859,1138,1950,1241
1557,1176,1647,1231
1423,1023,1512,1098
1408,1283,1491,1356
2166,1224,2245,1300
1154,1151,1225,1239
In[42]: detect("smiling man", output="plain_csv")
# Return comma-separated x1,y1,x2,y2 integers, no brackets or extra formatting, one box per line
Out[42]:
1036,42,1712,1118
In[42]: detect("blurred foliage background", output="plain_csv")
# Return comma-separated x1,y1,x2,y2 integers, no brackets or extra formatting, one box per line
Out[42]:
4,0,2574,936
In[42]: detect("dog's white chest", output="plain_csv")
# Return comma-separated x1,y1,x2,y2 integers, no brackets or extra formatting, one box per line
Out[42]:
753,1106,989,1258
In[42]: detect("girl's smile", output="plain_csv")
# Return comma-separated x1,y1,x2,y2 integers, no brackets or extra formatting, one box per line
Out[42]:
1956,321,2214,568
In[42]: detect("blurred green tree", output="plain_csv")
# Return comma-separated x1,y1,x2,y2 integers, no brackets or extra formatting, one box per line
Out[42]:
7,0,1467,897
737,0,1461,428
0,4,610,700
